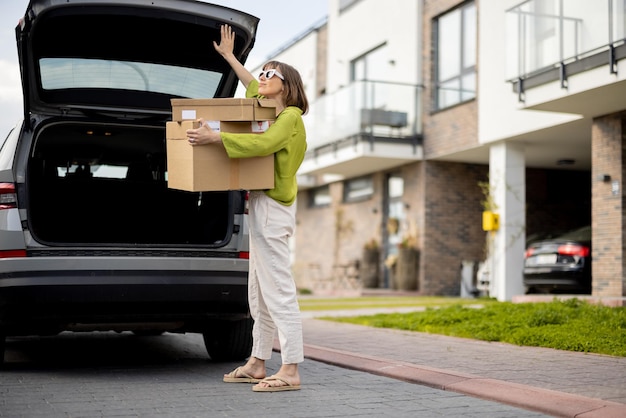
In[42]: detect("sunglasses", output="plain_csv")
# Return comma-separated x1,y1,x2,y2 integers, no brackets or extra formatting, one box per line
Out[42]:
259,69,284,80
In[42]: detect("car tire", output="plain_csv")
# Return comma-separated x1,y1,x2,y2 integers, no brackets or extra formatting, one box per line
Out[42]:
203,317,253,362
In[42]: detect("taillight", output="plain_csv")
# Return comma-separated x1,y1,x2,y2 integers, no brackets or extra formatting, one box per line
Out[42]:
0,250,27,258
0,183,17,209
524,248,535,258
558,244,590,257
239,251,250,259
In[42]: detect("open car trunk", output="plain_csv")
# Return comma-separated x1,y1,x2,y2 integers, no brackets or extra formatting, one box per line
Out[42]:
27,121,235,246
17,0,258,248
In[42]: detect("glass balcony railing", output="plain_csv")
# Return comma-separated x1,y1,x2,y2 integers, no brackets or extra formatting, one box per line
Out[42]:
304,80,422,150
505,0,625,80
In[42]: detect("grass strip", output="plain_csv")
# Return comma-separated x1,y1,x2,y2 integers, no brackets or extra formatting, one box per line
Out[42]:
322,298,626,357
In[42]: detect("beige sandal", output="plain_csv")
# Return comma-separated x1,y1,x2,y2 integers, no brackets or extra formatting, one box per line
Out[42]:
252,375,301,392
223,366,262,383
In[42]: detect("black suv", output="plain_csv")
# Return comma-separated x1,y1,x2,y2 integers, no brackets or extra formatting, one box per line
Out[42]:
0,0,259,363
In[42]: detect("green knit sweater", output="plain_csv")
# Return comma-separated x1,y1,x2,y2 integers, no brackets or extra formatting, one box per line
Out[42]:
220,80,307,206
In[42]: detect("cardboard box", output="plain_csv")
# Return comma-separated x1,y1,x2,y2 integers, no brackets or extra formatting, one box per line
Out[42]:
165,120,274,192
170,98,277,122
166,120,272,137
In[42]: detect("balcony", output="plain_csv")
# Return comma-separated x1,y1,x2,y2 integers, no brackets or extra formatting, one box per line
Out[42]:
298,80,422,187
506,0,626,118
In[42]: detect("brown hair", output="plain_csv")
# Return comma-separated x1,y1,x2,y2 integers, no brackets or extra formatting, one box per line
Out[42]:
263,61,309,115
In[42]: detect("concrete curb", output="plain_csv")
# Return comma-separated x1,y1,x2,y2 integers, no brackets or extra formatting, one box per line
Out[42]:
298,343,626,418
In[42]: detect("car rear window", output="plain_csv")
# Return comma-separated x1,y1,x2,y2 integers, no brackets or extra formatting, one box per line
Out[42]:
40,58,222,99
557,226,591,241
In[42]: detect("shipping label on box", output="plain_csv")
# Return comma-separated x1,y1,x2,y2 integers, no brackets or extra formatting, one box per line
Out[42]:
170,98,277,122
165,120,271,139
165,120,274,192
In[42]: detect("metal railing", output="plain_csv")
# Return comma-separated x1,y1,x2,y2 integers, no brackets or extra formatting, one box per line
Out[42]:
304,80,422,150
506,0,625,80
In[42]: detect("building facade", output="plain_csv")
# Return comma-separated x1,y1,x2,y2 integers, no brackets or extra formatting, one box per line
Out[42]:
252,0,626,301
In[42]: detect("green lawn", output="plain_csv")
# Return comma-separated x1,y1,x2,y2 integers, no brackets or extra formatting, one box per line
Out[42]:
301,297,626,357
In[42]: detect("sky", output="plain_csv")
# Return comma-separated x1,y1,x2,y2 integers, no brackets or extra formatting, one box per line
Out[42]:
0,0,327,135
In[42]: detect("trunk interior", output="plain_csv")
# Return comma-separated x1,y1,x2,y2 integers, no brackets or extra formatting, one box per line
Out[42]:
27,122,233,246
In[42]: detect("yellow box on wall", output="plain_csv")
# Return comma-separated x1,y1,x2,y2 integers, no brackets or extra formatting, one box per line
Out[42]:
482,211,500,231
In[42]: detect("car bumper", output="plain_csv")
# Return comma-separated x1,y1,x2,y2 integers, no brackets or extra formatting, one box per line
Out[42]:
523,268,590,292
0,256,249,336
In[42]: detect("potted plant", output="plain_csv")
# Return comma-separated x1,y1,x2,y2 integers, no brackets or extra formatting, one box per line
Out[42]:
395,232,419,291
361,238,380,288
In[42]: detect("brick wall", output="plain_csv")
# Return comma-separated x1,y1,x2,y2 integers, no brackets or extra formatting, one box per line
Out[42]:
416,0,486,295
294,173,384,290
420,161,487,295
591,112,626,297
422,0,479,159
295,161,488,296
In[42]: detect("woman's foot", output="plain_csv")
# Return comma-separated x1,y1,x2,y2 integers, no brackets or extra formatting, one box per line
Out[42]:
223,358,266,383
223,366,263,383
252,363,300,392
252,375,301,392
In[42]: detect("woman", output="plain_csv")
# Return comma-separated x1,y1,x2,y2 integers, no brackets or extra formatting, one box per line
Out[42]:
186,24,308,392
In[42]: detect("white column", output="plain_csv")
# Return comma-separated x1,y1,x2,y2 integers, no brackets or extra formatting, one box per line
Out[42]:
489,142,526,301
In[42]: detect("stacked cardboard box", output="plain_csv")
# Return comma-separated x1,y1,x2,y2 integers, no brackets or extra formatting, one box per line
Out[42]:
166,98,277,192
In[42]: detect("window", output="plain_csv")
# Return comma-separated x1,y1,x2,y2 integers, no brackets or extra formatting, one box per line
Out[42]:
350,44,392,114
57,163,128,179
434,2,476,110
350,44,388,82
343,176,374,202
617,0,626,41
39,58,221,99
309,185,331,208
386,174,405,256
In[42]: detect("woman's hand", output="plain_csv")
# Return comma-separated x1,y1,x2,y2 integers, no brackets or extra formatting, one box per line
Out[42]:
213,24,235,58
186,119,221,145
212,23,255,88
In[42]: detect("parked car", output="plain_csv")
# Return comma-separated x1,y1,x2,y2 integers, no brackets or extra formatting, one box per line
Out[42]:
0,0,260,363
523,225,592,294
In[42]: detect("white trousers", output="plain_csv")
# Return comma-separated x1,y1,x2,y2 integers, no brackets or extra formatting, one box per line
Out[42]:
247,191,303,364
